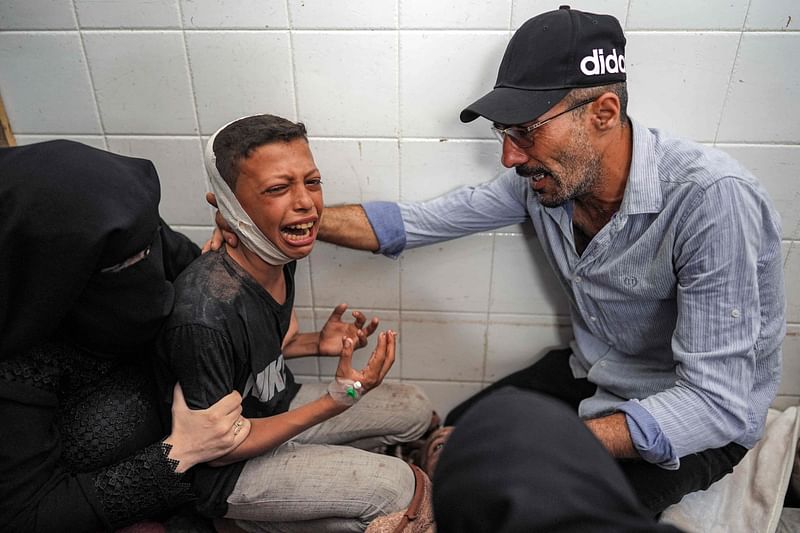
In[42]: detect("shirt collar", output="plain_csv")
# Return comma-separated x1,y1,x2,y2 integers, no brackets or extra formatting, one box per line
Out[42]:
619,118,663,216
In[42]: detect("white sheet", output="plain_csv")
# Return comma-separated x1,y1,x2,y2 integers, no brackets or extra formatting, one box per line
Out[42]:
660,407,800,533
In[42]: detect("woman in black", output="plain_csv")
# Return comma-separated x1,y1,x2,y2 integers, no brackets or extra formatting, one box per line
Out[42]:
0,140,247,532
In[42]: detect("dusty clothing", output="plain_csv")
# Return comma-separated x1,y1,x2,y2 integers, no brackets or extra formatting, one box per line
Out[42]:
157,248,433,530
156,248,301,517
226,382,430,533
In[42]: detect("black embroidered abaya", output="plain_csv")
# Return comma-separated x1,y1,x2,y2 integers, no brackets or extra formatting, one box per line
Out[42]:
0,140,201,532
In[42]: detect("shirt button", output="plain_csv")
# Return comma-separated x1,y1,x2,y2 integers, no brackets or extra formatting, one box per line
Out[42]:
590,316,597,321
731,309,741,318
574,276,582,283
600,361,607,367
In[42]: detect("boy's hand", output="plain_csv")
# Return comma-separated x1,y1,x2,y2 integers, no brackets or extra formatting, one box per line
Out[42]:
318,303,379,356
201,192,239,253
333,331,396,395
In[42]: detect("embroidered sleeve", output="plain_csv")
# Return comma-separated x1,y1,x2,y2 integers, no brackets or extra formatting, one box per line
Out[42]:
92,441,194,527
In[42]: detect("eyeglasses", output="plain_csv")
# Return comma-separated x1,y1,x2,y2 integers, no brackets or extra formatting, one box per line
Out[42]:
491,99,595,149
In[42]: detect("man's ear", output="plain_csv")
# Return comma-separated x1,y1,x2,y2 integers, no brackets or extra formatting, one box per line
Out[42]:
591,92,621,131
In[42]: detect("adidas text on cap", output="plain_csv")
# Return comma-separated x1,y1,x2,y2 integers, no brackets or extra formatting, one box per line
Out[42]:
460,5,626,125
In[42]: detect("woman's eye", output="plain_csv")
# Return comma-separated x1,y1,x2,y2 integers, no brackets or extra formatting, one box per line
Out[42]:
306,178,322,187
265,185,287,194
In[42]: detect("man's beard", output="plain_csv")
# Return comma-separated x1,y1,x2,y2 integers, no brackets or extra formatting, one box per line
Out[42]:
516,131,603,208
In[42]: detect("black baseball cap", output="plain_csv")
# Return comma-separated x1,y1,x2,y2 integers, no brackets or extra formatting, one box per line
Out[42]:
460,5,626,125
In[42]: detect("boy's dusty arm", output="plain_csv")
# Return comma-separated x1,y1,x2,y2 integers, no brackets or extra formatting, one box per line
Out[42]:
210,332,396,465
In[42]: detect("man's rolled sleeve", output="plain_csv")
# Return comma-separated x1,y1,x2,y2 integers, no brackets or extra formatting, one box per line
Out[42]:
362,201,407,258
618,400,679,469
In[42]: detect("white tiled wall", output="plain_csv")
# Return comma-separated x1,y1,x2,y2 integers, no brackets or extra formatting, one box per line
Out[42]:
1,0,798,417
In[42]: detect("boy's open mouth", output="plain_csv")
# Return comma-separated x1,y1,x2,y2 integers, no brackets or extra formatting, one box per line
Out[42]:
281,221,315,241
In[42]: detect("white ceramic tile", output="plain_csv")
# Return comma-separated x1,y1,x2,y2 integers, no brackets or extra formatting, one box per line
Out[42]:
627,0,748,30
625,32,739,142
13,134,106,150
308,139,399,204
485,314,573,381
75,0,180,28
745,0,800,30
496,222,528,234
294,257,313,308
400,311,486,380
286,307,320,375
771,396,800,411
779,324,800,396
784,242,800,325
400,31,508,139
0,0,76,29
289,0,396,29
293,375,322,383
105,136,210,225
401,0,510,29
401,233,493,312
171,225,214,248
716,145,800,241
186,31,294,134
0,33,101,134
293,32,397,137
402,380,482,420
308,242,400,309
83,32,197,134
717,33,800,143
490,232,572,315
400,140,504,202
512,1,629,28
181,0,288,29
317,310,400,378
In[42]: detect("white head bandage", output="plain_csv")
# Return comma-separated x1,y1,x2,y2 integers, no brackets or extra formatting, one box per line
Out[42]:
204,117,293,266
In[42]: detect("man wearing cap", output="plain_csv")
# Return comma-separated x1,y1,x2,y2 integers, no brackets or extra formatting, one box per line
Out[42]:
315,5,785,514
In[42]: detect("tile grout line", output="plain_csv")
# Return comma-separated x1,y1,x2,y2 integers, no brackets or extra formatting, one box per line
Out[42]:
70,0,107,149
286,0,301,122
176,0,204,194
480,234,498,384
713,0,752,146
396,0,405,379
394,0,406,382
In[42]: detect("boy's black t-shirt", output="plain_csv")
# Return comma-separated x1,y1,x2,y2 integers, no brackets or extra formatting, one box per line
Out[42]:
155,248,301,517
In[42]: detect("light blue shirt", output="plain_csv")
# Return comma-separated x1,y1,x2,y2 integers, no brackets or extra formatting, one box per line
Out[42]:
363,119,785,469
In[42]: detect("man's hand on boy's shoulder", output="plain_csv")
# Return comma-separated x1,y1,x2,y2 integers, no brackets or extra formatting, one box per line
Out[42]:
319,303,379,356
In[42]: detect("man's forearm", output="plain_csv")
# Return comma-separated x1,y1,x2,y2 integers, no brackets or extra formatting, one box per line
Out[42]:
318,205,380,251
584,412,639,459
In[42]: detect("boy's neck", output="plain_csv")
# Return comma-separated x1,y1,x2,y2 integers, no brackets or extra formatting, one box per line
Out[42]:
225,243,287,303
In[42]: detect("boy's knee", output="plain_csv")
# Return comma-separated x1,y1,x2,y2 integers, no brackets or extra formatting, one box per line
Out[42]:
362,458,416,520
387,383,435,441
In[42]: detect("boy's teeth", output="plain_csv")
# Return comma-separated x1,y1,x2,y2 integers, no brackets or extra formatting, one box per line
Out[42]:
281,221,315,241
286,222,314,230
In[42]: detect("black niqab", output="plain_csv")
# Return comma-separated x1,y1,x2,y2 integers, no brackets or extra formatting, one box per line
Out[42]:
0,140,173,358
